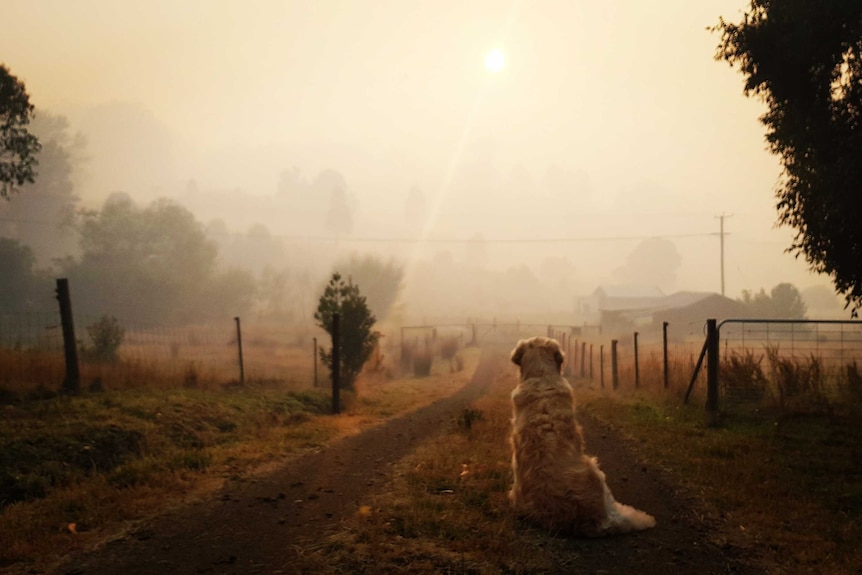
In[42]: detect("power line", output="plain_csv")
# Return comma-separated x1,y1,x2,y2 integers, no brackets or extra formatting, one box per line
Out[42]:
0,216,720,244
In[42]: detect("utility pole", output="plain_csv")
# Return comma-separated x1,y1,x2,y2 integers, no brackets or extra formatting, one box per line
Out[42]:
716,213,733,296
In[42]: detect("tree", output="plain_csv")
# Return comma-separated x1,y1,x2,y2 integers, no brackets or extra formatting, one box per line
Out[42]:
739,283,807,319
614,237,682,292
334,254,404,321
0,64,41,199
314,273,378,391
0,112,82,264
715,2,862,309
63,195,252,324
0,237,41,312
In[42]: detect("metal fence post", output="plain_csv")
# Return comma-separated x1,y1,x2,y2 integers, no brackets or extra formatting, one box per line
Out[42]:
633,331,640,389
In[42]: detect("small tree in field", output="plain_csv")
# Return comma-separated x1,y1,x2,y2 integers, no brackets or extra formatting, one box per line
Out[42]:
314,273,378,391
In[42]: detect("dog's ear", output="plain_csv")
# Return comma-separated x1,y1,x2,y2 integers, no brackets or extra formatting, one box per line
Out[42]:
511,340,526,366
554,347,565,371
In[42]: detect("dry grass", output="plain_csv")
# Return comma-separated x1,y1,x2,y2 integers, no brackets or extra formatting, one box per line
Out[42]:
0,347,480,571
578,389,862,574
291,353,862,575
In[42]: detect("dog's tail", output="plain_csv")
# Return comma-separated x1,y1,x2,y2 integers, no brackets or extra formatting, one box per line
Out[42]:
590,457,656,535
602,500,657,534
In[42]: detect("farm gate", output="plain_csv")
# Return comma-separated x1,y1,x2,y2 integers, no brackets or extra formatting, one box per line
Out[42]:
691,318,862,417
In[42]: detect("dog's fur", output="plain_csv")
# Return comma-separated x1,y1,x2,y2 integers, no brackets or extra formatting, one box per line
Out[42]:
509,336,656,536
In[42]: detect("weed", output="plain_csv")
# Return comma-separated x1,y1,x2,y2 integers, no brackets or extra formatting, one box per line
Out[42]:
721,349,769,404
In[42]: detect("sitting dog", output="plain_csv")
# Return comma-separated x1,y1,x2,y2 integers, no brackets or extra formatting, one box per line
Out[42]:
509,336,656,536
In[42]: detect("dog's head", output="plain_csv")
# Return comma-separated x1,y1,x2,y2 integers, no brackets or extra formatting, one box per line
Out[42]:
511,336,564,378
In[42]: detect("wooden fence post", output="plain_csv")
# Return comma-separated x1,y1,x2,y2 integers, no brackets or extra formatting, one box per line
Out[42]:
313,336,318,387
234,316,245,385
600,344,605,388
611,339,619,390
56,278,80,395
633,331,640,389
332,312,341,415
662,321,669,390
580,341,586,377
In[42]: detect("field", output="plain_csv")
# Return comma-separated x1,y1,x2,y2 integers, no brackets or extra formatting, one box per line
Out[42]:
0,335,480,571
1,328,861,573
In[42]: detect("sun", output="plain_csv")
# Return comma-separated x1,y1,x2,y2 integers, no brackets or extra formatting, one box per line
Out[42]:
484,49,505,73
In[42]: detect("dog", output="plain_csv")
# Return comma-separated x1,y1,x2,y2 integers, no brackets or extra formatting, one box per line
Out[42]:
509,336,656,536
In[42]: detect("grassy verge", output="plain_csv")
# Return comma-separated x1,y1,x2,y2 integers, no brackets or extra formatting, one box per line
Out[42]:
292,367,862,574
0,347,479,570
579,389,862,574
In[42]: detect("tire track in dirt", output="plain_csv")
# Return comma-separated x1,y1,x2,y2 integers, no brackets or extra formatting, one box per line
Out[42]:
53,348,504,575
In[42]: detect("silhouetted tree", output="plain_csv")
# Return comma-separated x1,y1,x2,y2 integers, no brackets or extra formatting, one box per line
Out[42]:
0,238,41,312
739,283,807,319
715,2,862,309
614,237,681,292
1,112,82,264
0,64,41,199
314,273,378,391
63,195,253,324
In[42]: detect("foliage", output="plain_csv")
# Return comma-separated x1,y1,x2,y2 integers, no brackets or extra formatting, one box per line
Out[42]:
314,273,379,391
412,348,433,377
0,238,41,312
1,112,82,265
739,282,807,319
720,349,769,403
765,347,826,408
62,195,254,324
714,2,862,310
334,254,404,321
84,315,125,363
0,64,41,200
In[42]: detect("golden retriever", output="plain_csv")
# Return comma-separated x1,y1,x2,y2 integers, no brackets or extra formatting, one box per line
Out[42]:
509,336,656,536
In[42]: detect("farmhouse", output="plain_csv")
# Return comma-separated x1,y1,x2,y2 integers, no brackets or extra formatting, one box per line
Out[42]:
578,286,748,340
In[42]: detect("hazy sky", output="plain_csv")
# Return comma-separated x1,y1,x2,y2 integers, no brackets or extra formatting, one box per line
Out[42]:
1,0,840,301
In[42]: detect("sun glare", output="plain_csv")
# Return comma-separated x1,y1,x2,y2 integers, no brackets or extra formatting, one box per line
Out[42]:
484,49,505,73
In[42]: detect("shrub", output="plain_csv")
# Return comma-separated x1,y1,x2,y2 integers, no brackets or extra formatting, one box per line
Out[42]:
83,315,125,363
413,349,433,377
439,337,459,360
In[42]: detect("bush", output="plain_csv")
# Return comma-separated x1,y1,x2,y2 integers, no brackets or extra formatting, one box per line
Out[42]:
413,349,433,377
439,337,460,360
83,315,125,363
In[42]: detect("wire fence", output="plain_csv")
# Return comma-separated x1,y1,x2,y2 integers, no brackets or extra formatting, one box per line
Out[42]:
715,319,862,413
0,312,326,394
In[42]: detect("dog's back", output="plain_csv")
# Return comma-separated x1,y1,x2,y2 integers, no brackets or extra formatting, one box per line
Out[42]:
509,337,656,536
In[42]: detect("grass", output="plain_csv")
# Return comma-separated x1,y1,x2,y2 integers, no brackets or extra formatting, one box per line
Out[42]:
291,355,862,575
0,346,480,571
574,388,862,574
4,338,861,573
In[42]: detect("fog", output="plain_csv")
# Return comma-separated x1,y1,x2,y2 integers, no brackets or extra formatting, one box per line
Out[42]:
1,0,848,324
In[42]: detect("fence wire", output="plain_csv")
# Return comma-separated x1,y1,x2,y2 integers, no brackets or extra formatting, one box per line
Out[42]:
0,313,324,393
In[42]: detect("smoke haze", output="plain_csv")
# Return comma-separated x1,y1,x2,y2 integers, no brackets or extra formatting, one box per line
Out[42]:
0,0,847,323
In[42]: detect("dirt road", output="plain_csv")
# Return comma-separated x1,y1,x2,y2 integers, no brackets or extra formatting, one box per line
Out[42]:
50,348,758,575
